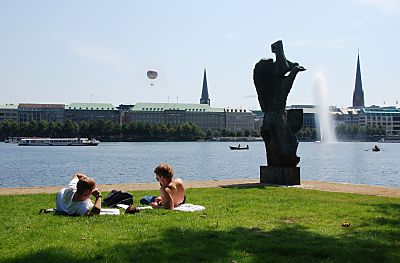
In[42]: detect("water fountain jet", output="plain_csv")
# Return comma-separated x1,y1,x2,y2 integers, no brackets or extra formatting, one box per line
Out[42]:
313,73,337,143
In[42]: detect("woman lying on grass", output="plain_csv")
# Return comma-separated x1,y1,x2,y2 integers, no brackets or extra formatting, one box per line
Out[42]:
150,163,186,210
56,173,102,216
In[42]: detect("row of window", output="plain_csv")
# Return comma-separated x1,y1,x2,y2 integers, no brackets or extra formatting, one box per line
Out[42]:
68,107,114,110
19,108,64,111
142,107,208,112
132,117,227,124
66,113,118,117
226,109,247,113
0,113,17,117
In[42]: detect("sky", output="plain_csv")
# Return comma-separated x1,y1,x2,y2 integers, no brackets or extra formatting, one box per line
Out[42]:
1,0,399,110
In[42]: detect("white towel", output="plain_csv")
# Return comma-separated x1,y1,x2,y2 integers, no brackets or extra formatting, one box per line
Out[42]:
116,204,153,210
173,203,205,212
100,208,120,215
117,203,205,212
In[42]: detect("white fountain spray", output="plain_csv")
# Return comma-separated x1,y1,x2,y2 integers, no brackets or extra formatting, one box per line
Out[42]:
313,72,337,143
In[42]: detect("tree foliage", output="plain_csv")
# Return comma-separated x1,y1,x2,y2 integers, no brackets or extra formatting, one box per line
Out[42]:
0,120,260,141
1,119,387,142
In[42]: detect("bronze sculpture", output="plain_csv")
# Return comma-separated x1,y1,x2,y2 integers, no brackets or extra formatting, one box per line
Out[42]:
253,40,305,184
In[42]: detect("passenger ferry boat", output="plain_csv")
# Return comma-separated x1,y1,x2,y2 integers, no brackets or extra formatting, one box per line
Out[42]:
5,137,25,143
18,137,100,146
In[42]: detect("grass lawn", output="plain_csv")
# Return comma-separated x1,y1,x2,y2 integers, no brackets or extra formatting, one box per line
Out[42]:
0,186,399,263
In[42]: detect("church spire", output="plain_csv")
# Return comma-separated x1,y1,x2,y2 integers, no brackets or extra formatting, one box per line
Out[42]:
352,51,365,108
200,68,210,105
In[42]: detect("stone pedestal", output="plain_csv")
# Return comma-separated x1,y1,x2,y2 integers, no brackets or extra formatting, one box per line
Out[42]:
260,166,300,185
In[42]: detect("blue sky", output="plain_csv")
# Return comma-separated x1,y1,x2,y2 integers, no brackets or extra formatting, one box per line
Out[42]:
1,0,399,109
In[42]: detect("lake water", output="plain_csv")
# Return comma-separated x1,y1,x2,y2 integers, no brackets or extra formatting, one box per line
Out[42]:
0,141,399,189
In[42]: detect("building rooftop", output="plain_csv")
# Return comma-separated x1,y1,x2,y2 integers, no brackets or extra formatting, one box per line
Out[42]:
362,106,400,114
286,105,317,114
131,102,225,112
0,104,18,110
19,103,65,109
66,103,117,111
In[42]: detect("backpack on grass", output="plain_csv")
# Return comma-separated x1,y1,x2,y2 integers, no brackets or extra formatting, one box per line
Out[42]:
102,190,133,208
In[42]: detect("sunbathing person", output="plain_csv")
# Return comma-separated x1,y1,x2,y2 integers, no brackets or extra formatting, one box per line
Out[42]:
150,163,186,210
56,173,102,216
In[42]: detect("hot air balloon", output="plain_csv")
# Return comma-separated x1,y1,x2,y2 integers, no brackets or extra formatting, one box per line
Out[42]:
147,70,158,80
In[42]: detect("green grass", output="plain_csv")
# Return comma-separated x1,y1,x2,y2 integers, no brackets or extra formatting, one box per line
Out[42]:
0,186,399,263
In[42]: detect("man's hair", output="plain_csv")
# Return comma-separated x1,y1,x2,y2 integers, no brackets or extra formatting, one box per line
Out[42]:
154,163,174,180
77,177,96,194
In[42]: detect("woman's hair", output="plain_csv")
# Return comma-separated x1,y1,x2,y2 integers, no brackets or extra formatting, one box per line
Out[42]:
77,177,96,194
154,163,174,180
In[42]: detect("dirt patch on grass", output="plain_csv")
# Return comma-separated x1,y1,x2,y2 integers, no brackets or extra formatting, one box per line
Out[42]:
298,180,400,198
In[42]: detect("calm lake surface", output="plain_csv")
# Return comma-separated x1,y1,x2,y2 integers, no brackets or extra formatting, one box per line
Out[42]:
0,141,399,189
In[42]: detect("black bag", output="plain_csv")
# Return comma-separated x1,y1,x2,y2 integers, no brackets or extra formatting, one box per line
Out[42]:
102,190,133,207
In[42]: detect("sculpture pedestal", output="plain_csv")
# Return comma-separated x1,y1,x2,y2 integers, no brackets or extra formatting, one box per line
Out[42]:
260,166,300,185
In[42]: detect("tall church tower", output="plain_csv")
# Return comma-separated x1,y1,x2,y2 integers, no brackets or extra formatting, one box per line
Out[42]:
352,52,365,108
200,69,210,105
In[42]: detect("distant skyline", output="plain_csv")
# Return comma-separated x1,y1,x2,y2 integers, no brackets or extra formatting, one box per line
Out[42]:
1,0,400,109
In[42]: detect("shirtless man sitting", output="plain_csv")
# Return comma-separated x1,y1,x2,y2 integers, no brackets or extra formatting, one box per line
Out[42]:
150,163,185,210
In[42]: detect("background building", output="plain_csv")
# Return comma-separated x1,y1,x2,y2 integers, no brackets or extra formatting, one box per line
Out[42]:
225,108,255,132
18,103,65,123
0,104,18,124
65,103,119,124
359,106,400,139
123,102,226,130
287,105,317,129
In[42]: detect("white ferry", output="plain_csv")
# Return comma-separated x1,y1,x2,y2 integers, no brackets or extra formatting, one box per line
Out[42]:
18,137,100,146
5,137,26,143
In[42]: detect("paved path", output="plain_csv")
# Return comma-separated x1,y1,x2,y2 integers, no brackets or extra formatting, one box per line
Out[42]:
0,179,399,198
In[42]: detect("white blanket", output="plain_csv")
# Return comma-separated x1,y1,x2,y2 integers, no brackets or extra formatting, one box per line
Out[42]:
100,208,120,215
117,203,205,212
173,203,205,212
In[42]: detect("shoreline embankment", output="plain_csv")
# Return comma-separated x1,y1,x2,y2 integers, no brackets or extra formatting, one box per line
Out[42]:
0,179,399,198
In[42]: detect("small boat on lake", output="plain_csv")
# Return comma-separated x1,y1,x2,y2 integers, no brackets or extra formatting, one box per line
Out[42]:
229,144,249,150
371,145,381,152
18,137,100,146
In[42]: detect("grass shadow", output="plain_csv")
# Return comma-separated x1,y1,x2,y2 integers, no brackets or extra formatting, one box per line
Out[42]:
368,202,400,228
7,224,399,263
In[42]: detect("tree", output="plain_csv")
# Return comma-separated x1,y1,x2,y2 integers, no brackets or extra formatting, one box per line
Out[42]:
0,120,19,138
79,121,90,137
62,120,79,137
37,120,49,137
